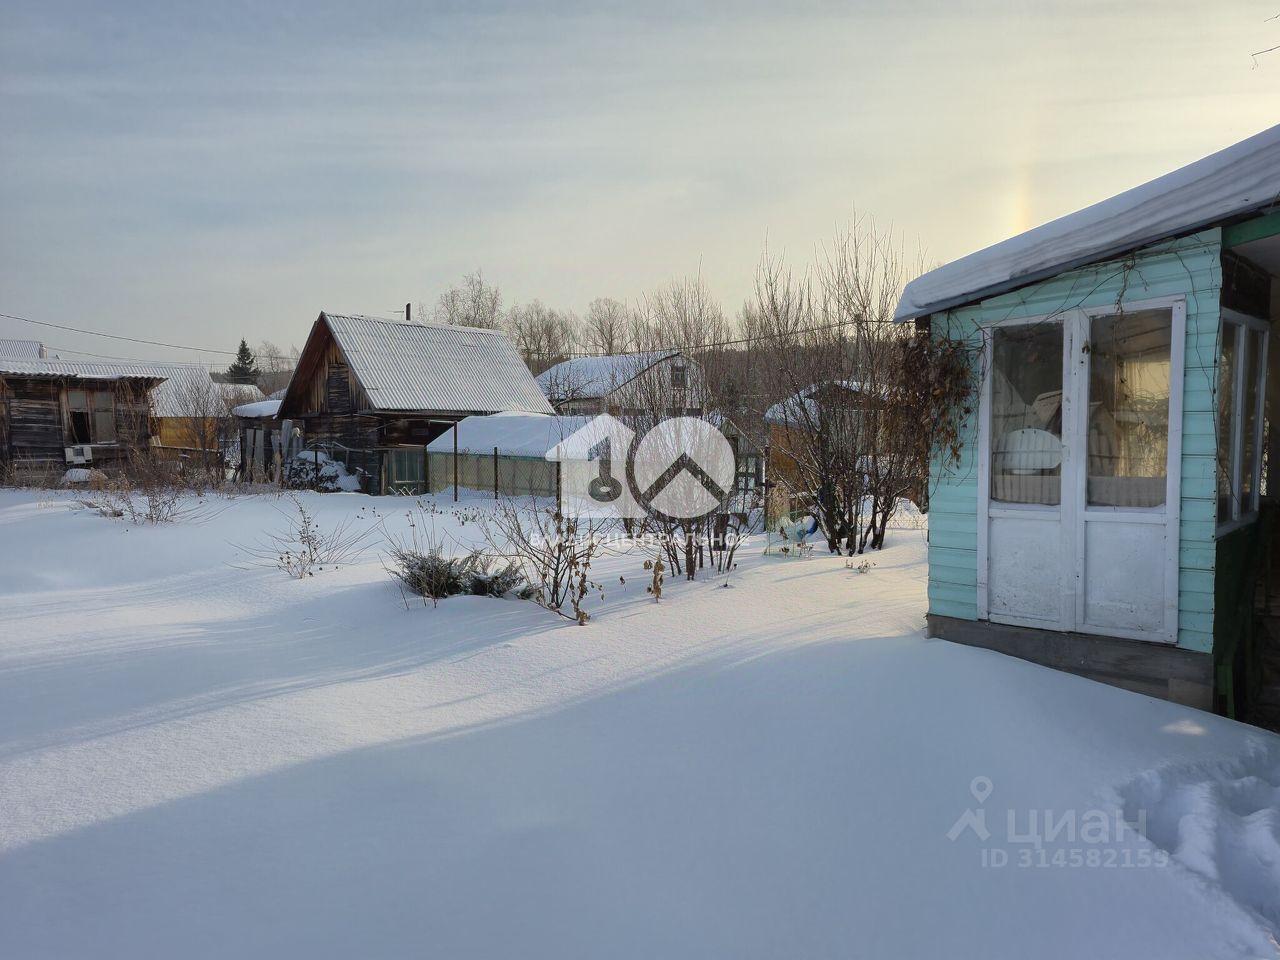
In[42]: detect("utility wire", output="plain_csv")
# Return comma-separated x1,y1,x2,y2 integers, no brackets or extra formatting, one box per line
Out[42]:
0,312,298,363
3,306,907,368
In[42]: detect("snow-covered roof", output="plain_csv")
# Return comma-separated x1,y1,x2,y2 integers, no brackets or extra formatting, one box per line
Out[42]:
425,413,595,458
0,338,48,359
0,357,170,384
896,124,1280,322
233,398,283,419
537,351,678,402
763,381,872,424
285,313,554,416
0,357,258,417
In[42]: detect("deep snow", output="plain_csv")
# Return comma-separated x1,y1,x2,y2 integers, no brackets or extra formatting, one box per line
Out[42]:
0,489,1277,959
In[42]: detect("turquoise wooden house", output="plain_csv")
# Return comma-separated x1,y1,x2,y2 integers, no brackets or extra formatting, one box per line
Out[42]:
897,125,1280,713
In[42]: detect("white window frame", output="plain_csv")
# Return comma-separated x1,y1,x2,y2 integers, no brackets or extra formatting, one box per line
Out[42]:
1216,308,1269,537
977,296,1186,642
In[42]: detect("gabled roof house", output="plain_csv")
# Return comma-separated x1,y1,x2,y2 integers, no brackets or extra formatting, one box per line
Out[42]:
276,312,553,493
537,351,704,416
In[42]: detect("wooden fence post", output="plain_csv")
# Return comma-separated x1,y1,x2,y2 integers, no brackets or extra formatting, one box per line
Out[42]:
493,446,499,499
452,422,459,502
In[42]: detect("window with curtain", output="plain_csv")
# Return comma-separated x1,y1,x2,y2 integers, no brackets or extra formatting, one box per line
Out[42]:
990,322,1063,505
1087,309,1171,508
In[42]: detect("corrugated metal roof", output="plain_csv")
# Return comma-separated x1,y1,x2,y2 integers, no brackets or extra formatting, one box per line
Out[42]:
0,357,257,417
0,339,48,359
0,357,169,381
320,313,554,415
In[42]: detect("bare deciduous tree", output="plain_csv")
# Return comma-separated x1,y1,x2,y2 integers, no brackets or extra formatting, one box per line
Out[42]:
747,217,972,553
506,300,580,374
420,269,504,329
254,340,299,395
583,297,632,355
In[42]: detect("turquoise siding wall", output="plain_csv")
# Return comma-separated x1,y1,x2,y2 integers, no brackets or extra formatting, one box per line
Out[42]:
927,229,1221,653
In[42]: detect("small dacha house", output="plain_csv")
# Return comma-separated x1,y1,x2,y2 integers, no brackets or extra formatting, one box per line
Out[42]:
0,339,263,476
276,312,554,493
0,353,161,475
537,351,705,417
899,124,1280,714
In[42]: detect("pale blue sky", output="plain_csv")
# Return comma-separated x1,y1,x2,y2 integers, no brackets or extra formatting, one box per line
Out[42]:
1,0,1277,363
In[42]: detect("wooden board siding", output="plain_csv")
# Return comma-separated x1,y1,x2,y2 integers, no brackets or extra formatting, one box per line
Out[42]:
291,334,372,417
927,614,1214,710
927,229,1222,653
0,377,154,463
326,359,356,415
4,378,64,461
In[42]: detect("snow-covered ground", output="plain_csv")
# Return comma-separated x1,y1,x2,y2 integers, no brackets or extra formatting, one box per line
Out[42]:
0,488,1277,959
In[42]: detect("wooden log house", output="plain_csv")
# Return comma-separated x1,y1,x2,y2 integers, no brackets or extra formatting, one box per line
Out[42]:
276,312,554,493
0,356,161,476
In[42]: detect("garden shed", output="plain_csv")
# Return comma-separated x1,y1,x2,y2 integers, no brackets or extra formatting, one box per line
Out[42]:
898,124,1280,713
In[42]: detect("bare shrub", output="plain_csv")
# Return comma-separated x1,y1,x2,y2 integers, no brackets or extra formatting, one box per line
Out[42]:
233,493,375,578
483,500,605,624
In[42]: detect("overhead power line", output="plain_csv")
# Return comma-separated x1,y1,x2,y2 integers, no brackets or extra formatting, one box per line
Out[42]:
1,311,242,356
0,312,298,363
3,306,905,368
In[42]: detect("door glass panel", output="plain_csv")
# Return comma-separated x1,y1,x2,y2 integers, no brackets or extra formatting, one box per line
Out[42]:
1217,325,1238,522
1241,328,1263,510
1087,309,1171,508
991,322,1063,505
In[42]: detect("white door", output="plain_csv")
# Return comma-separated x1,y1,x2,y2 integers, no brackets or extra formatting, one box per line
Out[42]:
981,299,1184,642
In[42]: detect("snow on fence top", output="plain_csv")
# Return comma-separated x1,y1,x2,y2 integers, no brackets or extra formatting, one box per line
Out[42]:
425,413,594,458
895,124,1280,322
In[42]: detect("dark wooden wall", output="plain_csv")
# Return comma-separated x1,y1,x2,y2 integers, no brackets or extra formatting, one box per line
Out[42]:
1222,250,1271,318
0,377,153,464
4,378,63,461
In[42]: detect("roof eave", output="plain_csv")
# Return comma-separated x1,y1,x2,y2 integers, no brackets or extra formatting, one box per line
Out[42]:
896,200,1279,323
